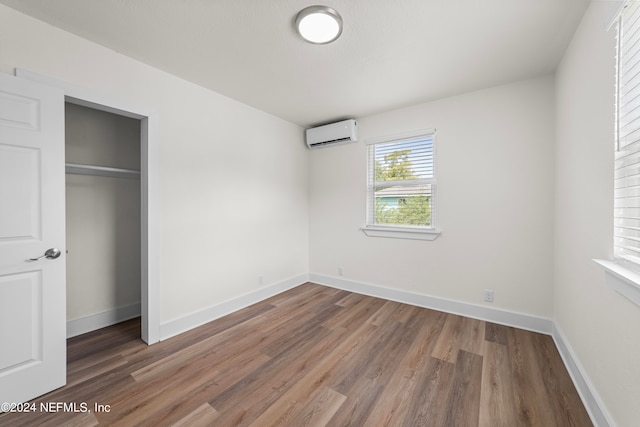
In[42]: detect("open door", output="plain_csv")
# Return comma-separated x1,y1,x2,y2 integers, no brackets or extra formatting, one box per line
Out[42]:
0,73,66,404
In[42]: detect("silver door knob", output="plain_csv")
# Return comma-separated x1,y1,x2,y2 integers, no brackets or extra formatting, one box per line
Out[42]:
29,248,62,261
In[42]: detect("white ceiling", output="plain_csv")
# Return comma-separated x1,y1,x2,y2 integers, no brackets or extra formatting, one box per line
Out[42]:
0,0,589,127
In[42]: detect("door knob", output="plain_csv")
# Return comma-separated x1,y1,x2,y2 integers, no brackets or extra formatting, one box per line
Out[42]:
29,248,62,261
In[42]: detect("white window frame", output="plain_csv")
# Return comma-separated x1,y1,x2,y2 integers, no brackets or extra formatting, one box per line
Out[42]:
595,0,640,309
362,129,440,241
614,1,640,271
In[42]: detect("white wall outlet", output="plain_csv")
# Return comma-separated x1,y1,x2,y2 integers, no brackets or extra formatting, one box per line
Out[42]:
338,266,344,276
483,289,494,303
258,275,264,286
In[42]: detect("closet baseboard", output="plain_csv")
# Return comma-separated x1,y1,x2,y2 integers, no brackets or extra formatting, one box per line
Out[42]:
67,303,141,338
159,274,309,341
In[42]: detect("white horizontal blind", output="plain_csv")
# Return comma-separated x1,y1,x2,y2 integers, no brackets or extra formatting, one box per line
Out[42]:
615,1,640,264
366,131,435,228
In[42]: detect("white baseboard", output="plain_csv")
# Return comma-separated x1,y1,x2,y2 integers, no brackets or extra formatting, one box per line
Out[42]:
310,273,553,334
67,302,141,338
552,324,615,427
159,273,309,341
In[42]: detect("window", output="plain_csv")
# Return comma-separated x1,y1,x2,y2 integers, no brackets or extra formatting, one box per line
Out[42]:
363,129,439,240
615,1,640,267
596,1,640,307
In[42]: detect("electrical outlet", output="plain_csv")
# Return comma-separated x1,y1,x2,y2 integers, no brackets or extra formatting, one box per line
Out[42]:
258,275,264,286
338,266,344,276
483,289,494,303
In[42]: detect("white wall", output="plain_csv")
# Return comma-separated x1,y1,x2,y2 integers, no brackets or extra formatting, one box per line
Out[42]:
65,103,141,322
0,4,309,325
555,2,640,426
309,76,556,318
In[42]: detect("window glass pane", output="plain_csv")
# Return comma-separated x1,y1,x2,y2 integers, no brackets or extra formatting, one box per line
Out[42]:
616,3,640,266
373,137,433,181
374,183,432,227
368,134,435,228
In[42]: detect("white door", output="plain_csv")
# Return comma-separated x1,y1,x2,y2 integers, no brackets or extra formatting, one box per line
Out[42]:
0,73,66,405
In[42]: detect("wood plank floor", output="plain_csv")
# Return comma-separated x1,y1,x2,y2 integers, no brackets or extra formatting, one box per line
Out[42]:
0,283,592,426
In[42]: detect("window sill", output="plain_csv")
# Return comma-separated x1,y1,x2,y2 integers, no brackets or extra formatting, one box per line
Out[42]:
593,259,640,308
361,225,440,241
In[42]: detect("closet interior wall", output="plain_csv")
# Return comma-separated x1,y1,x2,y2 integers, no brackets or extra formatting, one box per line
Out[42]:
65,102,141,334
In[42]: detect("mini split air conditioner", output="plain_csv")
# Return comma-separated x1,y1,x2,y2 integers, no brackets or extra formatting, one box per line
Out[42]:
306,119,358,149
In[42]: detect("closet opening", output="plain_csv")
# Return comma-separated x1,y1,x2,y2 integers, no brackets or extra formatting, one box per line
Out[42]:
64,102,143,342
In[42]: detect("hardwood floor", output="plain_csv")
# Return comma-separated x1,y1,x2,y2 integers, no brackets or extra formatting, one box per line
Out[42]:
0,283,592,426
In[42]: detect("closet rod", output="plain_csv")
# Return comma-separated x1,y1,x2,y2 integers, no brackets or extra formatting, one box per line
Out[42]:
65,163,141,180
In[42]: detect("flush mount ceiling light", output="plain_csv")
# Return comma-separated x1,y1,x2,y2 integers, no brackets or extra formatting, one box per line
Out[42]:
295,5,343,44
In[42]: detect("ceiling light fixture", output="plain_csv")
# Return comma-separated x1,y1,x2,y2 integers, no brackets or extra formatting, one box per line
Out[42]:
295,5,343,44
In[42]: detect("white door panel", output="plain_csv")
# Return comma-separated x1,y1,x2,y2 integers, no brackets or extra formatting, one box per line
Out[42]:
0,271,42,370
0,89,40,130
0,73,65,405
0,145,40,241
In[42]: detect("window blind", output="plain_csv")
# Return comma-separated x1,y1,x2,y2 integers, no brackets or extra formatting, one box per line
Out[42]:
615,1,640,264
366,130,436,229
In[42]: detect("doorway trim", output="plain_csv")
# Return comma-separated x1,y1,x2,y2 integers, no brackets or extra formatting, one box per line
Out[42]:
16,68,161,344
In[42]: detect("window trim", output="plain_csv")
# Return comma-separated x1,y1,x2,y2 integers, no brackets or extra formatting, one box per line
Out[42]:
361,224,440,240
362,128,440,240
594,259,640,308
614,1,640,270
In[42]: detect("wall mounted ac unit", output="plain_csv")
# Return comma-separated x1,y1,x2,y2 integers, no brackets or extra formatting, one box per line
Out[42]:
306,119,358,149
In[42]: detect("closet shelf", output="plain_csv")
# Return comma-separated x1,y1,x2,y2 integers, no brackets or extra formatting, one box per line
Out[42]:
65,163,141,180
